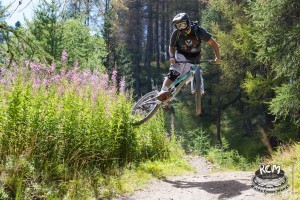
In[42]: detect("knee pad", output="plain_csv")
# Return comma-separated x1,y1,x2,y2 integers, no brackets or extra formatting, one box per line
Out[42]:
167,70,180,81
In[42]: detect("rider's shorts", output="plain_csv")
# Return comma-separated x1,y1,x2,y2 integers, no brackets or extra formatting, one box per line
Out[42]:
170,53,193,77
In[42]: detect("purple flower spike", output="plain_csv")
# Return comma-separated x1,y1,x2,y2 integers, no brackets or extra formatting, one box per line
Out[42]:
101,73,109,89
50,62,56,72
119,76,126,92
61,50,68,65
112,70,117,83
30,62,41,72
73,60,79,68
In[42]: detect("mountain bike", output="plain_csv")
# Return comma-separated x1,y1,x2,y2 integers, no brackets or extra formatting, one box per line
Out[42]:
131,60,216,125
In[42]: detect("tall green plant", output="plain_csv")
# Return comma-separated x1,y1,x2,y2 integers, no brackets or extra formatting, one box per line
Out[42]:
0,61,174,198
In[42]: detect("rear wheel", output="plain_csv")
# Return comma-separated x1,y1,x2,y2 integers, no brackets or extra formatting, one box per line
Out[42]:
131,91,161,125
191,68,202,115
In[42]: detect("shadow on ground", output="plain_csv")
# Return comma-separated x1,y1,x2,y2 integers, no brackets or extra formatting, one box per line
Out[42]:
163,179,251,199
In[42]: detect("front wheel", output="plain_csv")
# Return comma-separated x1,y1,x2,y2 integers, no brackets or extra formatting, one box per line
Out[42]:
191,68,202,115
131,91,161,125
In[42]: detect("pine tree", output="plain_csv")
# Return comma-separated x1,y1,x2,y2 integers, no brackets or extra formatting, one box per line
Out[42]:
28,0,63,62
250,0,300,131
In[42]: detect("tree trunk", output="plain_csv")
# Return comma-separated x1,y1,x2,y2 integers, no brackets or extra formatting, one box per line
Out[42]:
238,98,253,136
166,0,170,59
160,0,166,63
144,1,153,91
216,94,222,149
216,68,222,149
155,0,160,71
137,1,143,95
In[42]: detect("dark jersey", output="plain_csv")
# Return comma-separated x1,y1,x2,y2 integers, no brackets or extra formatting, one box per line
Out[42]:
170,26,212,60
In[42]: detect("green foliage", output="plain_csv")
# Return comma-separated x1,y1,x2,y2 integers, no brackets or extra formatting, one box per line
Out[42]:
241,72,276,105
0,62,180,198
0,24,49,65
177,128,211,155
28,0,63,61
207,137,256,171
138,159,191,179
201,0,299,151
249,0,300,127
61,19,107,70
2,0,107,70
269,82,300,127
0,185,9,200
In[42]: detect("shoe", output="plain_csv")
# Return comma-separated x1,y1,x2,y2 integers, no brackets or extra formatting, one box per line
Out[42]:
157,91,171,102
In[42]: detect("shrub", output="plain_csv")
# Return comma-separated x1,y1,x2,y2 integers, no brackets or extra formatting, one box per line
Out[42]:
0,58,173,198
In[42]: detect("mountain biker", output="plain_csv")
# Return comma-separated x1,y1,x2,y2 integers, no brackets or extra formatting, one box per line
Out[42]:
157,13,222,101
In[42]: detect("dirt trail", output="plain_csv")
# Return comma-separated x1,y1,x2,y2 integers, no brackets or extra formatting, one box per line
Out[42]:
116,156,283,200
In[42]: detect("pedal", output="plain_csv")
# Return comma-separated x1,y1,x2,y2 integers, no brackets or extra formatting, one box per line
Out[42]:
157,91,172,102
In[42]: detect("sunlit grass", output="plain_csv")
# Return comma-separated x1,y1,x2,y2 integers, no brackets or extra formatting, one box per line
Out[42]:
264,142,300,198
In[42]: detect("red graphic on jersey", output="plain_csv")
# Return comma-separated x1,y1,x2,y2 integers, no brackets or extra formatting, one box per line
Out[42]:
183,39,200,53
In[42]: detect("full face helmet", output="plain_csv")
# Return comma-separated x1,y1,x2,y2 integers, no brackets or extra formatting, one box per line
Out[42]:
172,13,191,34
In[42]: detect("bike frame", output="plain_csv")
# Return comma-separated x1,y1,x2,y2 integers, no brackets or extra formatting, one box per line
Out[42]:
134,61,210,108
131,60,214,125
167,64,204,103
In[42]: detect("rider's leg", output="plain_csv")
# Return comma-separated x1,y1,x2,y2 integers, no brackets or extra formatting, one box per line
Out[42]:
161,77,173,91
157,70,180,101
157,53,190,101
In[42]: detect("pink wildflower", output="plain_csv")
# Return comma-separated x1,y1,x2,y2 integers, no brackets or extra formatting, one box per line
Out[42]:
50,74,61,83
119,76,126,93
90,74,98,83
58,85,64,96
61,50,68,65
42,79,49,86
73,60,79,68
83,70,91,83
30,62,41,72
72,73,80,83
101,73,109,89
111,69,117,84
66,70,74,78
50,62,56,72
33,78,41,88
110,69,117,93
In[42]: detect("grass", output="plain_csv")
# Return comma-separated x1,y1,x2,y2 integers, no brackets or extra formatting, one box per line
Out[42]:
263,142,300,199
99,158,192,199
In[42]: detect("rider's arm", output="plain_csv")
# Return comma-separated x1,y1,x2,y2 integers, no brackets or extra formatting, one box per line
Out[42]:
206,38,222,64
169,46,176,65
169,30,179,65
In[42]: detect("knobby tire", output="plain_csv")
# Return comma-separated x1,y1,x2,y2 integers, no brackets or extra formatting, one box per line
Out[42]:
131,91,161,125
193,68,202,115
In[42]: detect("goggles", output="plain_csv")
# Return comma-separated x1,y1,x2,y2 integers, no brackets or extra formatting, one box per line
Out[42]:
175,21,187,30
